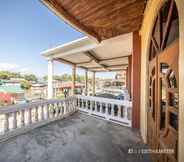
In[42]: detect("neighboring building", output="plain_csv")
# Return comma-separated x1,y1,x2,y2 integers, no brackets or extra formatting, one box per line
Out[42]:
0,85,25,105
0,92,13,106
115,71,126,87
55,81,85,96
28,83,47,101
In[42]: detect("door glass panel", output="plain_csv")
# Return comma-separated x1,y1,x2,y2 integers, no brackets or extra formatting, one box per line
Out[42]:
160,63,169,74
160,78,166,129
169,92,178,108
169,112,178,130
152,79,156,121
167,70,177,88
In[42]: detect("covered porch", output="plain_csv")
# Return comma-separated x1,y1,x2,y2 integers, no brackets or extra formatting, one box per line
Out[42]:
0,0,184,161
42,31,141,128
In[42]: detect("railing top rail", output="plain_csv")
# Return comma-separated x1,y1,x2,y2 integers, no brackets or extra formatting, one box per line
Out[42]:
76,95,132,107
0,97,75,114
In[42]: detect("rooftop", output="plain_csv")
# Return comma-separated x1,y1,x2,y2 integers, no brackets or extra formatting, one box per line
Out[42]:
0,113,150,162
0,85,24,94
42,34,132,72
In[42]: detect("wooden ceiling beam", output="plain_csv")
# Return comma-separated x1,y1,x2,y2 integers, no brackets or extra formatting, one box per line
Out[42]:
99,55,130,63
84,51,109,70
88,64,128,70
41,0,101,42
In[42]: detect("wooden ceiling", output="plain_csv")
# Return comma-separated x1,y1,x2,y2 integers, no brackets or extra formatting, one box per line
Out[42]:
41,0,147,41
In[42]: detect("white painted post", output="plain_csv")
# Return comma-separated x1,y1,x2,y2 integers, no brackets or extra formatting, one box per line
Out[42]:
48,58,53,99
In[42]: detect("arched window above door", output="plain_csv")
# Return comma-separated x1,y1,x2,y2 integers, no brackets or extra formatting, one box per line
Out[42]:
149,0,179,61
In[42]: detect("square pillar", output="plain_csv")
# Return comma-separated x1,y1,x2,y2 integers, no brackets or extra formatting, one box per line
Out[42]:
48,59,53,99
92,72,96,96
71,65,76,95
132,31,141,129
85,70,88,96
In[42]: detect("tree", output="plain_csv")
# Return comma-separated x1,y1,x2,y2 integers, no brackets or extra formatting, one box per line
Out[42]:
43,75,47,81
0,71,11,79
76,75,85,82
24,74,37,82
61,74,72,81
20,80,31,90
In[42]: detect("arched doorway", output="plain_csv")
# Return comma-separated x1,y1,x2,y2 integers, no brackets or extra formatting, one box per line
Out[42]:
147,0,179,162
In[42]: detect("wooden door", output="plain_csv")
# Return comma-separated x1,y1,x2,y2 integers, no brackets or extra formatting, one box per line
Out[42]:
147,0,179,162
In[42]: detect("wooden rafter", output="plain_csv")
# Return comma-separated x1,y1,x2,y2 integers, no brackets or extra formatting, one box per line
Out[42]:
41,0,147,40
41,0,101,42
84,51,108,70
88,64,128,70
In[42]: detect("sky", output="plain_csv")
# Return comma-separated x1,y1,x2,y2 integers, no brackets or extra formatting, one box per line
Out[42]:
0,0,115,79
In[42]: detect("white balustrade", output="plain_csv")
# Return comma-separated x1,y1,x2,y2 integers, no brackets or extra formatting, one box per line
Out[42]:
76,95,132,127
0,97,78,141
0,95,131,141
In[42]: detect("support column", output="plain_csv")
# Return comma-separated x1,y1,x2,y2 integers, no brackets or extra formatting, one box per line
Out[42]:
48,58,53,99
92,72,96,96
85,70,88,96
132,31,141,129
71,65,76,95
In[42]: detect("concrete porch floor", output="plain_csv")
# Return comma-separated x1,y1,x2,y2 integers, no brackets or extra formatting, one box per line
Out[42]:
0,113,150,162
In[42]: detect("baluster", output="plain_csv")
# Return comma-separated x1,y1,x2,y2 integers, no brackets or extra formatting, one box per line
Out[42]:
105,103,109,118
28,108,32,125
75,98,78,110
81,99,83,109
49,104,54,119
68,100,72,113
60,102,63,116
20,110,25,127
41,105,44,120
63,101,66,115
111,104,115,117
95,101,97,112
35,107,38,122
45,104,49,119
55,103,59,117
4,114,9,132
90,100,93,114
12,112,17,129
124,107,128,120
118,105,122,118
100,102,103,113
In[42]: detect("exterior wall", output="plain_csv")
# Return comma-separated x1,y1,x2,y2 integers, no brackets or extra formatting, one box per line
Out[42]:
140,0,184,161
